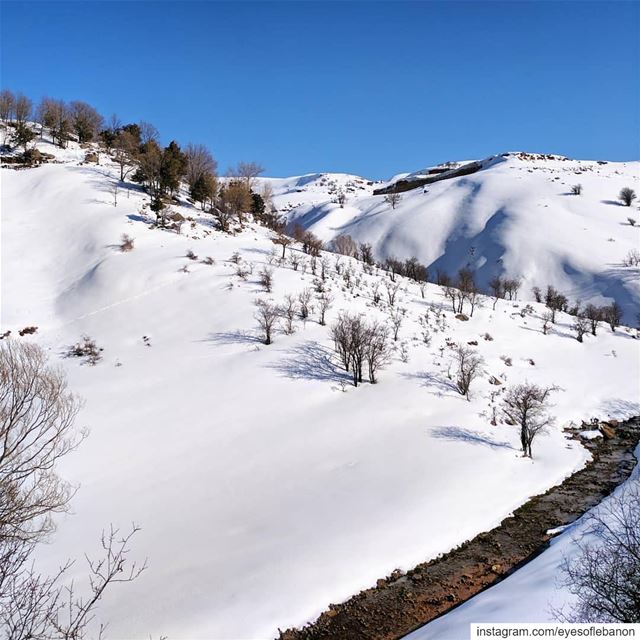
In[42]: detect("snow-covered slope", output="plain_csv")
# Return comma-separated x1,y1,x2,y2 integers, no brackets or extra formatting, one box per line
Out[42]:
280,153,640,323
1,142,639,638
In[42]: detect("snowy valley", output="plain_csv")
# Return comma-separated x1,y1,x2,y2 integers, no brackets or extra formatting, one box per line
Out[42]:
1,135,639,639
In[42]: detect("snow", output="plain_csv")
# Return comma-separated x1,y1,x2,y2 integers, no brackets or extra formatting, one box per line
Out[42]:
1,139,639,639
282,153,640,324
407,443,640,639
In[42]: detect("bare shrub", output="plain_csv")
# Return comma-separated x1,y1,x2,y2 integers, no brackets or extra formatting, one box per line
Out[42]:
501,383,556,458
388,307,405,341
185,249,198,261
622,248,640,267
119,234,134,252
254,300,278,345
603,302,623,331
619,187,636,207
272,234,293,259
453,344,484,400
66,336,103,365
570,184,582,195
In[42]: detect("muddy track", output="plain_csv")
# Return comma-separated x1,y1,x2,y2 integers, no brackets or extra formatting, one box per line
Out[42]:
278,418,640,640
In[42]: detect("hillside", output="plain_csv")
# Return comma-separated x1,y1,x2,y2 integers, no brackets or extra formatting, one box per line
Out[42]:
278,153,640,323
1,140,639,638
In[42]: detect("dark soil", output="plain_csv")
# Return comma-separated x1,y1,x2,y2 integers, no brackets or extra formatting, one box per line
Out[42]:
278,417,640,640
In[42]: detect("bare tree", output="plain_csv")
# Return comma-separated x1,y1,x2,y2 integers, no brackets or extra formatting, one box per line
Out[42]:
572,314,589,342
185,143,217,192
619,187,636,207
365,323,390,383
232,161,264,188
541,310,553,335
584,304,603,336
298,288,313,320
333,234,358,257
335,189,347,208
113,130,138,181
221,180,252,225
557,484,640,623
0,340,147,639
254,300,279,345
0,340,84,543
109,182,119,207
388,307,405,341
501,382,556,458
603,302,623,331
384,191,402,210
279,295,297,334
317,293,333,326
359,243,374,265
138,120,159,145
259,267,274,292
385,280,401,307
0,89,15,123
453,344,484,400
272,234,293,259
70,101,103,143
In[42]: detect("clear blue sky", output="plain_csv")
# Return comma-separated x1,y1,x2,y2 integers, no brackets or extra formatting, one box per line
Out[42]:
1,1,638,178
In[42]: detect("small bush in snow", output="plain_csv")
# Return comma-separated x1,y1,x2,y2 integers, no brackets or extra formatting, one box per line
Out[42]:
254,300,279,345
185,249,198,261
622,248,640,267
259,267,274,292
120,234,134,252
66,335,103,365
619,187,636,207
627,217,637,226
570,184,582,195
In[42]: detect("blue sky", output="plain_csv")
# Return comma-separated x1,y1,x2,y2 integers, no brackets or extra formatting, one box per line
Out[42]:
1,1,638,178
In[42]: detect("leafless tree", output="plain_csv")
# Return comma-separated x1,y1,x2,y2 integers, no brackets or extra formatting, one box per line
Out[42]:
557,483,640,623
259,267,274,292
298,288,313,320
453,344,484,400
501,382,556,458
0,340,84,544
541,310,553,335
571,184,583,195
113,130,138,181
385,280,401,307
603,302,622,332
185,143,217,191
138,120,159,145
221,180,252,225
272,234,293,259
384,191,401,210
359,243,374,265
69,101,103,143
388,307,405,341
289,253,301,271
109,182,119,207
254,300,279,345
301,231,323,257
335,189,347,208
14,94,32,126
317,293,333,326
584,304,603,336
333,234,358,257
573,315,589,342
229,161,264,188
0,89,15,123
0,341,147,639
279,295,297,334
365,323,390,383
